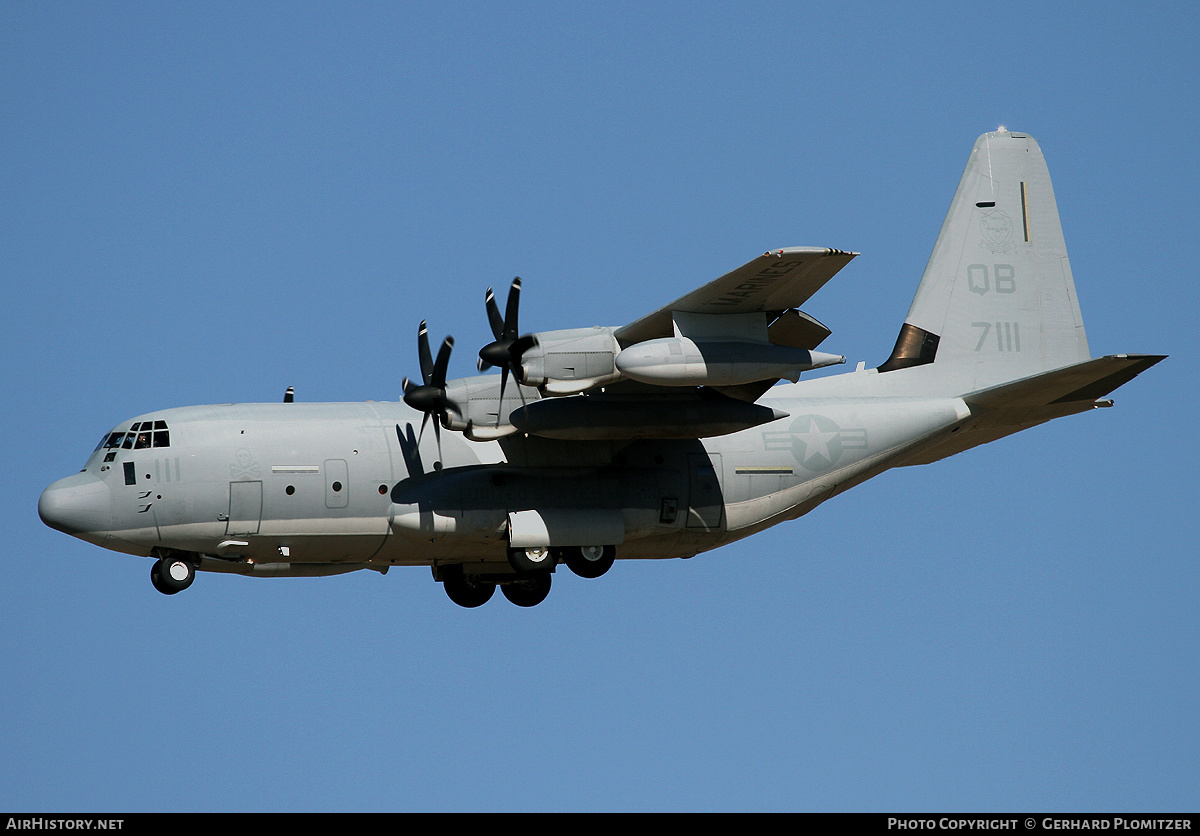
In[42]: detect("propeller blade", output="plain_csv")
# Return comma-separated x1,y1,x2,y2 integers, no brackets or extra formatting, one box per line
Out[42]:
485,287,505,341
417,410,430,445
495,366,510,427
503,277,521,340
432,336,454,388
417,321,433,384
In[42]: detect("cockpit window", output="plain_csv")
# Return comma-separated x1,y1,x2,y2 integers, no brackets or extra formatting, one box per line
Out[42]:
100,421,171,451
152,420,170,447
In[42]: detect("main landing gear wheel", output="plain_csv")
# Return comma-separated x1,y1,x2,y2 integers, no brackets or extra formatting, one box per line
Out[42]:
563,545,615,579
508,546,555,574
442,567,496,608
501,572,552,607
150,555,195,595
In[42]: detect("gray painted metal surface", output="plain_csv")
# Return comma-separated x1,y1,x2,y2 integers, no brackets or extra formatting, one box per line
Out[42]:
39,131,1164,606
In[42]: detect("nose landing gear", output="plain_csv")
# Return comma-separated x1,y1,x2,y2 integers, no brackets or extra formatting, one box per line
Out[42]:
150,553,196,595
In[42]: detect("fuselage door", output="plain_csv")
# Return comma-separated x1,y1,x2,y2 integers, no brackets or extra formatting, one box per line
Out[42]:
228,481,263,535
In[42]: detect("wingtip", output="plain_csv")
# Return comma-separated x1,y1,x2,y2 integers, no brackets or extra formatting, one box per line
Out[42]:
764,247,859,258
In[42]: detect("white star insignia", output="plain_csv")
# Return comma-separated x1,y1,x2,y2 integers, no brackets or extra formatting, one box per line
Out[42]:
800,421,840,466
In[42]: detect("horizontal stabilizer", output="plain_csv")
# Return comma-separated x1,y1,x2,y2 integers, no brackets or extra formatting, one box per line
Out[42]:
897,354,1165,466
964,354,1167,411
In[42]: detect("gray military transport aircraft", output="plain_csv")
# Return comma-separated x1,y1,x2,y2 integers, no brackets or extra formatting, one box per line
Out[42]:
40,131,1163,607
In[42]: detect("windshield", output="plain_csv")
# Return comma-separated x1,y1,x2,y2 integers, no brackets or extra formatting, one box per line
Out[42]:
98,421,171,451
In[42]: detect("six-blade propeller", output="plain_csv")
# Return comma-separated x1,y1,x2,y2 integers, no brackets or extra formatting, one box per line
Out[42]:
478,277,534,419
402,320,454,464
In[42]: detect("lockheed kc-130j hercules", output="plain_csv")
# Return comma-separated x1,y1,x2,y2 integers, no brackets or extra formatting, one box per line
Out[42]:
40,131,1164,607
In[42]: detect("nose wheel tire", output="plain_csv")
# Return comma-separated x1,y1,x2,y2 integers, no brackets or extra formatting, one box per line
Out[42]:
563,545,615,579
151,555,195,595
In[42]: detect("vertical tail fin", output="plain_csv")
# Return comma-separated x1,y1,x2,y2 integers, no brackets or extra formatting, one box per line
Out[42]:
879,131,1090,391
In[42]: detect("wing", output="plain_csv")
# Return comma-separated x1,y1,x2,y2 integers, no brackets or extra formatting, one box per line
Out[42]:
433,247,857,439
614,247,856,347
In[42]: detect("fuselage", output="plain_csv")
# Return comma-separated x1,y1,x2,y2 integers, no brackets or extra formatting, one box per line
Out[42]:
38,373,972,581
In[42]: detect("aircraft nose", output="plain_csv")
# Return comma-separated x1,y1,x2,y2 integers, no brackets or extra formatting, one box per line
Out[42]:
39,473,111,537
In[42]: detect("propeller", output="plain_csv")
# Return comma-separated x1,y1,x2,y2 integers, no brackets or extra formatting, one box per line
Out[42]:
478,277,534,423
402,320,454,466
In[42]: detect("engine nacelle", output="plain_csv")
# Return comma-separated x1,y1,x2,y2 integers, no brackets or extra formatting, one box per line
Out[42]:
518,327,622,395
615,338,845,386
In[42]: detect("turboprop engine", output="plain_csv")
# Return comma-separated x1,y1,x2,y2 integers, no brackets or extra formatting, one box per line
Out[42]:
615,337,845,386
517,326,623,394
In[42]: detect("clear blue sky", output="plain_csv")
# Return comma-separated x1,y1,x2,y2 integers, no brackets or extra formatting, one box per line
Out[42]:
3,1,1196,812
